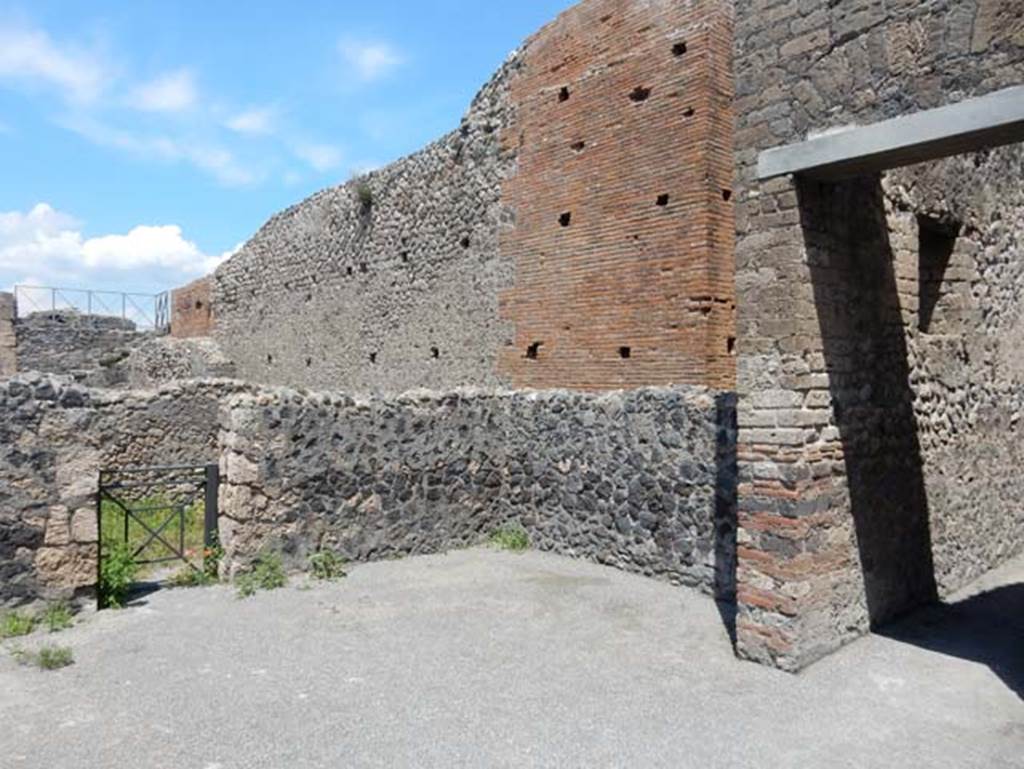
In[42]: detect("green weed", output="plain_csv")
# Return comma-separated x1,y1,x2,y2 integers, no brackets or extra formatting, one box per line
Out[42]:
99,541,139,609
489,525,530,552
42,602,74,633
309,550,347,581
202,532,224,582
168,567,217,588
236,551,287,598
0,611,36,639
99,496,205,579
34,645,74,670
353,180,374,212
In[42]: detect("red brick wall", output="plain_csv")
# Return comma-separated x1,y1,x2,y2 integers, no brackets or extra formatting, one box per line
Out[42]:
497,0,735,391
171,277,214,339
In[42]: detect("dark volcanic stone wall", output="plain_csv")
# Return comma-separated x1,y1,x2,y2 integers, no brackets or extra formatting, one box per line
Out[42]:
732,0,1024,670
219,386,737,597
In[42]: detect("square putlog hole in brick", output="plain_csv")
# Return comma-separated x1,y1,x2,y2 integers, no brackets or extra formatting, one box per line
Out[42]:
656,194,670,207
526,341,543,360
558,86,570,102
672,41,688,56
559,212,572,227
629,86,651,102
618,346,632,359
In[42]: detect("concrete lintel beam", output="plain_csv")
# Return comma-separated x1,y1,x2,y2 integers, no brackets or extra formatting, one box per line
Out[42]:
757,85,1024,181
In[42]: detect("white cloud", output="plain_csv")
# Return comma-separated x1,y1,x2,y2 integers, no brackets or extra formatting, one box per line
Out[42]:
0,203,226,285
293,142,343,173
338,38,404,83
226,106,276,135
0,23,108,103
65,116,259,186
129,69,197,112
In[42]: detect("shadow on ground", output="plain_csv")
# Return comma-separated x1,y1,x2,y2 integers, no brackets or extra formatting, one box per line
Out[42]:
878,583,1024,700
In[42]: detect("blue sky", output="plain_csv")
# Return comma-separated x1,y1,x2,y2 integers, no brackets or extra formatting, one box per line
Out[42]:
0,0,573,300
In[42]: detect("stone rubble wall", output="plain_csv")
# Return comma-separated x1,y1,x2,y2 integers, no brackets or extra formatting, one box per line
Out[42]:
14,311,151,385
122,337,237,389
0,293,15,378
219,385,737,597
1,375,736,608
0,375,252,607
732,0,1024,670
212,59,518,395
4,308,236,390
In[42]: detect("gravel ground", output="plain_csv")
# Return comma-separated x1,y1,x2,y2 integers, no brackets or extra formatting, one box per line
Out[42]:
1,548,1021,769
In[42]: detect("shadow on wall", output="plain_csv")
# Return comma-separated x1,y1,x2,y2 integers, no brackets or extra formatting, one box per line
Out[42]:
714,391,739,645
879,582,1024,701
799,176,939,628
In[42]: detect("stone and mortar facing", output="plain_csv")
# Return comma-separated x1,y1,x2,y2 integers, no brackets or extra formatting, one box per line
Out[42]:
0,375,735,609
1,0,1021,682
211,59,518,395
0,306,236,389
0,375,252,606
0,293,15,378
13,311,150,385
219,386,736,597
732,0,1024,670
211,0,736,395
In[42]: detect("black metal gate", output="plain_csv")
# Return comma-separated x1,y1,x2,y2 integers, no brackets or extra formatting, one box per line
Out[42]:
97,464,219,595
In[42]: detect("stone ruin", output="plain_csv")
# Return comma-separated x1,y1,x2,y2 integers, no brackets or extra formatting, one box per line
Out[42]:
1,0,1021,673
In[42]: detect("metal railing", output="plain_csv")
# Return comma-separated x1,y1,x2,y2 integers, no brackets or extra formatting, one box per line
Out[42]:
13,285,170,332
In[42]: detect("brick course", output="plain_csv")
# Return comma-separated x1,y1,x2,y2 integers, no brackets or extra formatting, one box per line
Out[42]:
499,0,735,391
171,277,214,338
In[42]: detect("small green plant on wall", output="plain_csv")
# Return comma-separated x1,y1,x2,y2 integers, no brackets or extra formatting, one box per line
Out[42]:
353,180,373,214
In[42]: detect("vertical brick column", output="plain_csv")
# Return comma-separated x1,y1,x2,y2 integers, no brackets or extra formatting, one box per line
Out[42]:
498,0,736,391
171,277,214,338
0,292,17,377
731,0,1024,671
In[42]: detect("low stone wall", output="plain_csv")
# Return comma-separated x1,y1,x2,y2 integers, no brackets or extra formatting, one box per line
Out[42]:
14,311,150,385
0,375,251,607
122,337,236,389
7,308,236,390
2,375,736,608
220,386,737,596
0,293,15,377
